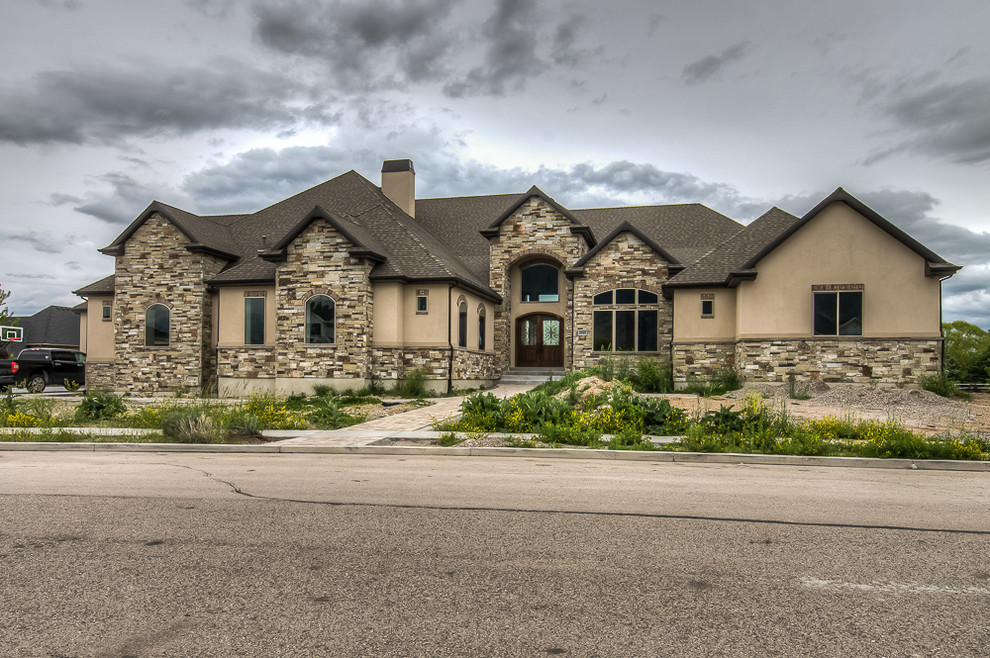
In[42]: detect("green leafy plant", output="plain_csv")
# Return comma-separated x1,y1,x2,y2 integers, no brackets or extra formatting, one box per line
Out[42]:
436,432,463,447
75,391,126,421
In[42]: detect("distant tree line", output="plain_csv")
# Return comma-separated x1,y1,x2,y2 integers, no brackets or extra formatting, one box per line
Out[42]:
943,321,990,383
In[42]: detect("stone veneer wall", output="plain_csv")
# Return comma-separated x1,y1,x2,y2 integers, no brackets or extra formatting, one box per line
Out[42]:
674,338,942,386
371,346,498,392
84,361,116,391
217,347,277,379
571,232,672,370
113,213,226,394
274,221,374,384
488,198,588,372
672,342,735,383
735,338,942,385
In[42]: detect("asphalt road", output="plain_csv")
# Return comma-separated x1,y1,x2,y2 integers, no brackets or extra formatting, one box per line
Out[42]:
1,452,988,657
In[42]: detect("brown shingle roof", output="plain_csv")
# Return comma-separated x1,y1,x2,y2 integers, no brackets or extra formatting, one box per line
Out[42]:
665,207,798,287
73,274,115,296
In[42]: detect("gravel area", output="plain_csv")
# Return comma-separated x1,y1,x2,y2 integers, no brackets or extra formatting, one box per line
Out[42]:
716,383,987,437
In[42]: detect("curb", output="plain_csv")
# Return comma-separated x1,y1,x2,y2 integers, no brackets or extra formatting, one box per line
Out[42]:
1,442,988,471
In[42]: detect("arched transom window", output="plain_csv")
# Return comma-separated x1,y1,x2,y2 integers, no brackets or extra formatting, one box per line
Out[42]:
592,289,659,352
306,295,335,344
145,304,170,347
520,263,559,303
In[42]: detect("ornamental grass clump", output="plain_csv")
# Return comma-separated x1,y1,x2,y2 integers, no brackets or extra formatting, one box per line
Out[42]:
162,409,228,443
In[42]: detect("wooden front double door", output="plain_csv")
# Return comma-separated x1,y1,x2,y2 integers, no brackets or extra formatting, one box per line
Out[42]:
515,313,563,368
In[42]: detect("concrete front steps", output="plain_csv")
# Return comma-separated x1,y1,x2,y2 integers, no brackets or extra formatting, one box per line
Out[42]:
498,367,567,385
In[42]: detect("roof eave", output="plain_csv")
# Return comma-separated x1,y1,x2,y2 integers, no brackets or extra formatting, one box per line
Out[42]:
926,262,962,278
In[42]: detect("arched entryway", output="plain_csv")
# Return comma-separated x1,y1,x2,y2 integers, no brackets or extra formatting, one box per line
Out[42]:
516,313,563,367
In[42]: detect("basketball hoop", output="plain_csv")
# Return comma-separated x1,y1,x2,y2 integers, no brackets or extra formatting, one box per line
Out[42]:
1,325,23,342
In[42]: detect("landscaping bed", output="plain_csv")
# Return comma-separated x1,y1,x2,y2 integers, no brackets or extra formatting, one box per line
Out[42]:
430,372,990,460
0,389,427,444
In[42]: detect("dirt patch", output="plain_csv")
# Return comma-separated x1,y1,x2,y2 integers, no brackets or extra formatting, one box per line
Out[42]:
693,384,988,437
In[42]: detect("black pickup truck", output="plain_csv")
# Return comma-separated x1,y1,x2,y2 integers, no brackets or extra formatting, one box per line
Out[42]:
0,348,86,392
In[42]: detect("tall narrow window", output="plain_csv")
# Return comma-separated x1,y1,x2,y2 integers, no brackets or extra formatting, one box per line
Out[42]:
145,304,169,346
244,297,265,345
478,309,486,350
458,302,468,348
102,302,112,321
306,295,335,343
520,263,559,302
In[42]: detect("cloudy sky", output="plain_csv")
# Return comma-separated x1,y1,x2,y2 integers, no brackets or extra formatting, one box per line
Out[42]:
2,0,988,325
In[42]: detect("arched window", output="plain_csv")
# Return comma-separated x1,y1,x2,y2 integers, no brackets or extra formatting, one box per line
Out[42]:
592,289,659,352
520,263,559,303
145,304,170,346
478,307,487,350
458,301,468,348
306,295,335,343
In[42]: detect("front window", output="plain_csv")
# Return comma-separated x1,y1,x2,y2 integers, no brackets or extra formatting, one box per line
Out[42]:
145,304,169,346
458,303,468,348
478,310,486,350
592,289,659,352
521,263,559,302
245,297,265,345
102,302,111,321
306,295,335,343
814,291,863,336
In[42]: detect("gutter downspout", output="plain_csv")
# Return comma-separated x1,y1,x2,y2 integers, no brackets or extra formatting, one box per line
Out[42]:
447,283,455,394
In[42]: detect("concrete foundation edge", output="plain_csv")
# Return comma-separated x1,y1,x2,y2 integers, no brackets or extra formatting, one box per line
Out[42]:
2,442,988,471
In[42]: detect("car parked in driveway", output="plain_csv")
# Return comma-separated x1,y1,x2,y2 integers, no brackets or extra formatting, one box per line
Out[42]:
0,348,86,392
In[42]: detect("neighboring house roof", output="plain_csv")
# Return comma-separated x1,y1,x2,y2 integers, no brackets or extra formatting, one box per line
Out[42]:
10,305,80,348
73,274,115,296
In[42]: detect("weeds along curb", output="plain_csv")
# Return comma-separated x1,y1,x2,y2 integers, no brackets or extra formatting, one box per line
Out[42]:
1,442,988,472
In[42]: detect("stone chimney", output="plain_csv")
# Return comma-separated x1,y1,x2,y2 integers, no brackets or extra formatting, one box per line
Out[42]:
381,159,415,218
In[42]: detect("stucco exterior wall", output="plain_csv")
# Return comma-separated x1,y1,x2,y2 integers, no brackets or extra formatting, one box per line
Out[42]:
112,213,225,394
572,232,672,369
217,286,276,347
489,197,587,370
82,297,115,361
673,288,736,341
372,282,451,347
736,203,942,339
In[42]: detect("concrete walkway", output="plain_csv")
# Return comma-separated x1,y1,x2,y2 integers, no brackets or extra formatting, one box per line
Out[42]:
272,384,534,447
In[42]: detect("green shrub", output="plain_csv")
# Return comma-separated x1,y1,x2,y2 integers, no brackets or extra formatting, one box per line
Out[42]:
919,372,962,399
631,358,673,393
537,423,604,448
608,426,657,451
75,391,126,421
228,411,262,436
312,384,333,398
395,368,428,398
